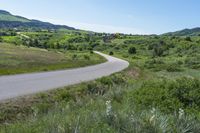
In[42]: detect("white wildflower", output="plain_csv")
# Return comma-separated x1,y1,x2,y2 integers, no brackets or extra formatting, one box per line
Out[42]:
130,114,135,122
150,108,156,124
106,100,112,116
150,115,155,123
151,107,156,114
178,108,184,119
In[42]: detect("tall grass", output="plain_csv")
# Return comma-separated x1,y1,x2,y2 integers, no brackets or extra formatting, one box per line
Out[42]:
1,78,200,133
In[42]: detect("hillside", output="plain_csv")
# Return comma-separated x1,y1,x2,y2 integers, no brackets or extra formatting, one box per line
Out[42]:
0,10,75,30
0,10,30,22
0,43,105,75
164,27,200,36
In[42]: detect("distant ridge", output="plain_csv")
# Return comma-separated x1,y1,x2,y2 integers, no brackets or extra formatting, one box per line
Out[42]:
164,27,200,36
0,10,75,30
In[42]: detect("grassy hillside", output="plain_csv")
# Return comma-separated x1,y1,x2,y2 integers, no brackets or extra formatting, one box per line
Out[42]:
0,43,106,75
164,27,200,36
0,10,75,30
0,10,30,22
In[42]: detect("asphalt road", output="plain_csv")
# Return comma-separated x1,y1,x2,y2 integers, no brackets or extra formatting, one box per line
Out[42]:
0,51,129,101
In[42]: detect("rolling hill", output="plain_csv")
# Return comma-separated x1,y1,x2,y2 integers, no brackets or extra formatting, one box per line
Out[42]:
164,27,200,36
0,10,75,30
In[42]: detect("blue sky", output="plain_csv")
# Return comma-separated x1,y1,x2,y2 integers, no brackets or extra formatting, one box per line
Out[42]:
0,0,199,34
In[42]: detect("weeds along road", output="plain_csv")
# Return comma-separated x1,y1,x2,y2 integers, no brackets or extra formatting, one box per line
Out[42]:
0,51,129,101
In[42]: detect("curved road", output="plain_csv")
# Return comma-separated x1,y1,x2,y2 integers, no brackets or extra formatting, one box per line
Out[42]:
0,51,129,101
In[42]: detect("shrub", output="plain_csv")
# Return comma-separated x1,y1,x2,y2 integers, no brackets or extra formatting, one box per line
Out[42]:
128,46,137,54
153,41,167,57
72,54,77,60
129,77,200,113
86,82,107,95
0,37,2,42
144,58,166,71
153,46,164,57
185,37,192,42
84,55,90,60
185,56,200,69
166,63,183,72
99,77,113,86
90,50,94,54
109,51,114,55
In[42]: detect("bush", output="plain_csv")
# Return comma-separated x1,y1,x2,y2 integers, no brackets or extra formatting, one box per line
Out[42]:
185,56,200,69
109,51,114,55
144,58,166,71
0,37,2,42
84,55,90,60
90,50,94,54
128,46,137,54
99,77,113,86
185,37,192,42
72,54,77,60
86,82,107,95
129,77,200,113
166,63,183,72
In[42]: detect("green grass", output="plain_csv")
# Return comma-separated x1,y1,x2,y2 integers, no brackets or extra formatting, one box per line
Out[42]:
0,43,106,75
1,72,200,133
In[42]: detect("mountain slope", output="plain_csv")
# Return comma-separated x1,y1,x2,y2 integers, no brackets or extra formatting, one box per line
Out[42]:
0,10,30,22
164,27,200,36
0,10,75,30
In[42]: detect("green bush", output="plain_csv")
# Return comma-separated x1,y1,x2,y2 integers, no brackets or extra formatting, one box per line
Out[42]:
166,63,183,72
86,82,107,95
185,56,200,69
109,51,114,55
72,54,77,60
0,37,2,42
83,55,90,60
144,58,166,71
129,77,200,113
128,46,137,54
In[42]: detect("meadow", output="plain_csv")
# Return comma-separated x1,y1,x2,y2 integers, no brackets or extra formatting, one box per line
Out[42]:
0,43,106,75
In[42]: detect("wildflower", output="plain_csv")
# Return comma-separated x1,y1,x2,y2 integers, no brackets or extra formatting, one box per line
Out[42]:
58,125,65,132
106,100,112,116
130,114,135,122
178,108,184,119
151,107,156,114
150,108,156,124
150,115,155,124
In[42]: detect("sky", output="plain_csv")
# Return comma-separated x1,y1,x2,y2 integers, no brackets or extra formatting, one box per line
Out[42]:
0,0,199,34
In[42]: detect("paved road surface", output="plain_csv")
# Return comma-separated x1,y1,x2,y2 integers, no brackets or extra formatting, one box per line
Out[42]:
0,51,129,101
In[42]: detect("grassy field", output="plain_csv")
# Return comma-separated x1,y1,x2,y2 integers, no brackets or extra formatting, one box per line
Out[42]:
0,43,106,75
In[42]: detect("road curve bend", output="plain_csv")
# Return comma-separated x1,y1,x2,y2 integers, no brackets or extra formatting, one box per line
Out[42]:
0,51,129,101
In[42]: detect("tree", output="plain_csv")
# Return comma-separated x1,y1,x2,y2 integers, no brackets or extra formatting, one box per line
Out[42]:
128,47,137,54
